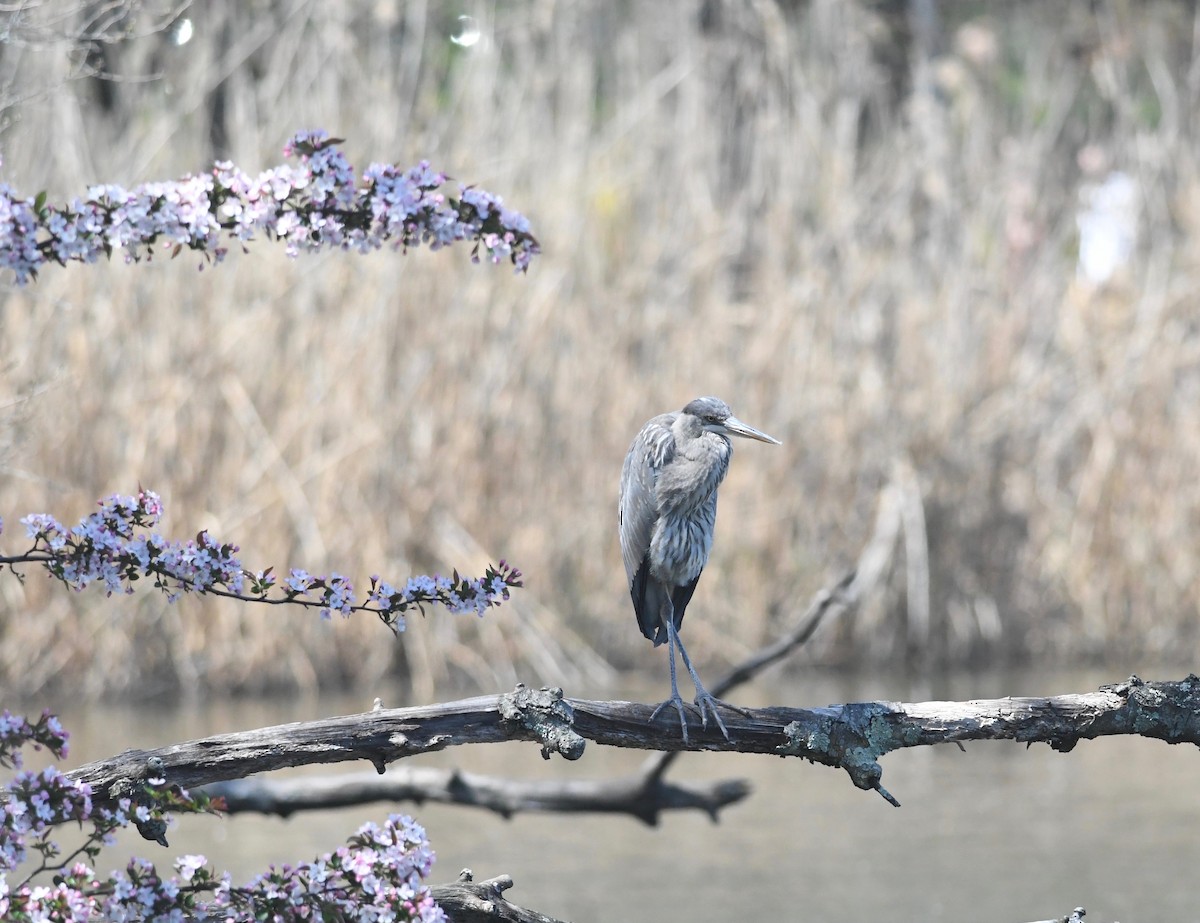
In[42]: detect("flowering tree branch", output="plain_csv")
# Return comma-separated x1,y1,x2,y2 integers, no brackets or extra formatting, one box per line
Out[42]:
0,711,449,921
0,128,548,921
0,490,523,629
0,129,541,284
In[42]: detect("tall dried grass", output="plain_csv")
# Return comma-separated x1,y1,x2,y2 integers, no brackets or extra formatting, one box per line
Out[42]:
2,0,1199,701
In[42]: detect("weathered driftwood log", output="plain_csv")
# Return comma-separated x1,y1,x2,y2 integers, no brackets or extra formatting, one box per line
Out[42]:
431,869,568,923
68,675,1200,814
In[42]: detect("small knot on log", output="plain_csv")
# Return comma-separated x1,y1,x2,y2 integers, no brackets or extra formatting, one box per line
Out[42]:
499,684,585,760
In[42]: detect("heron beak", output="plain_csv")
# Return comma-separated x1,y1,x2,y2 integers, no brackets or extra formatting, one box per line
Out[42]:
722,415,781,445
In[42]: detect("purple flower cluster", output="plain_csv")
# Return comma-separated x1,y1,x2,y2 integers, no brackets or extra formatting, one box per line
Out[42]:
18,490,244,601
222,815,445,923
366,563,523,631
5,490,523,627
281,569,356,620
1,714,446,921
3,764,94,872
0,129,540,284
0,710,68,771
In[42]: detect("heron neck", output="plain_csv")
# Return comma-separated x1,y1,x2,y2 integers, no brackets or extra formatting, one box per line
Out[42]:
657,428,731,513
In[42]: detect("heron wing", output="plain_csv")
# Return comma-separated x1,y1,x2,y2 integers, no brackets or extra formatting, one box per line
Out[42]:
670,571,702,629
630,564,702,645
629,557,660,643
619,413,674,585
620,413,676,642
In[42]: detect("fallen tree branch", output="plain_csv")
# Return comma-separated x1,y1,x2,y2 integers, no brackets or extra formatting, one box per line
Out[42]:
431,869,567,923
1025,908,1088,923
68,675,1200,817
204,763,751,825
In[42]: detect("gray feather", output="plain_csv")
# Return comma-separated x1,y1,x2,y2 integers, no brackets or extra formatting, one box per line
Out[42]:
619,402,733,644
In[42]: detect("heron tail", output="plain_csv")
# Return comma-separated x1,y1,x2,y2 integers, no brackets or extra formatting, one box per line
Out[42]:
631,560,698,647
631,560,667,645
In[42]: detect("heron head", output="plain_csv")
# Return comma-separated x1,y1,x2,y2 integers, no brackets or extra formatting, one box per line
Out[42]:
682,396,781,445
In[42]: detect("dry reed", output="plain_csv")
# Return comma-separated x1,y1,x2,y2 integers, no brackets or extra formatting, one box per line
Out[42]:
2,0,1199,701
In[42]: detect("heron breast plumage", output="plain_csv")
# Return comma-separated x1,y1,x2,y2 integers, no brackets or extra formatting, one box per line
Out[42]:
649,498,717,586
646,426,729,584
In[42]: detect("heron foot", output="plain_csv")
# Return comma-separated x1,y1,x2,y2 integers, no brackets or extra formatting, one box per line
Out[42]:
650,694,693,745
705,696,754,719
693,692,736,741
649,693,744,744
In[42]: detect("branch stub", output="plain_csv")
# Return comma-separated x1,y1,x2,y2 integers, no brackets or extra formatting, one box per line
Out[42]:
499,684,585,761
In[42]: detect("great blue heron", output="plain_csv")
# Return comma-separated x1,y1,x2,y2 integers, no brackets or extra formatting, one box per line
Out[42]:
619,396,780,742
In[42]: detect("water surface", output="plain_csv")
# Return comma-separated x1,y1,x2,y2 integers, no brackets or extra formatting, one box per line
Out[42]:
28,667,1200,923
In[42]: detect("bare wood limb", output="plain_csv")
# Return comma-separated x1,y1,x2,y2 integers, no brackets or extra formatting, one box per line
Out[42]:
67,675,1200,814
431,869,568,923
1024,908,1088,923
203,764,751,825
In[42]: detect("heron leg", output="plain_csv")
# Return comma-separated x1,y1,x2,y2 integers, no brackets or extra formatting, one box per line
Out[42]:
668,618,737,740
648,599,692,744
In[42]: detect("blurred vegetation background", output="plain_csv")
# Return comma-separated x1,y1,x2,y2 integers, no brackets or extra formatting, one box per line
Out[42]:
2,0,1198,702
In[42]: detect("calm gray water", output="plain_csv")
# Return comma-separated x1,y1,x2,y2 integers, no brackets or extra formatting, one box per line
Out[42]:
26,667,1200,923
